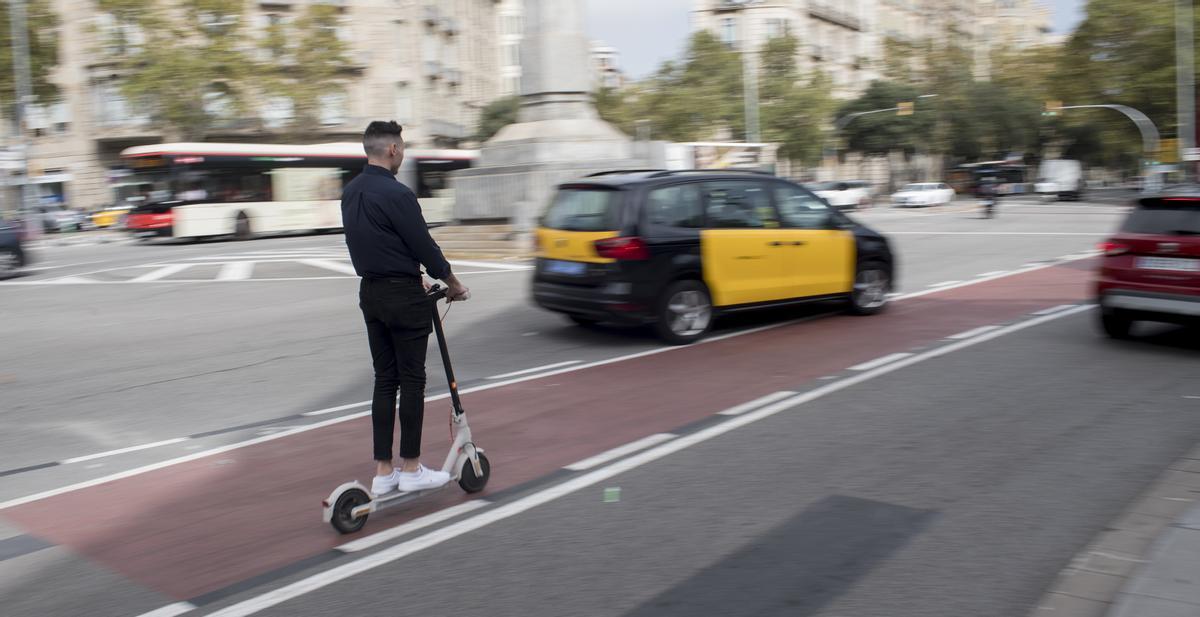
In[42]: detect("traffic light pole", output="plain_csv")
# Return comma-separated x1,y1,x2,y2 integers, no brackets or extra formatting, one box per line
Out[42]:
1057,104,1161,191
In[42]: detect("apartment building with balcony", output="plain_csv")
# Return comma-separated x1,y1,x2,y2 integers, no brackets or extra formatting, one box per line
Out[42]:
11,0,502,212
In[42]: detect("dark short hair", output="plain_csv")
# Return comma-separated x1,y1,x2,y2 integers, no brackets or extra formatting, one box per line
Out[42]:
363,121,403,157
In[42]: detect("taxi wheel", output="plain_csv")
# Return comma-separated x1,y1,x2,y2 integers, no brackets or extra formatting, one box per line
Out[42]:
848,262,890,315
654,280,713,345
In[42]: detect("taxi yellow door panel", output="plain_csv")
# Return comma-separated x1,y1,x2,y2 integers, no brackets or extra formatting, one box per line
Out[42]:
697,180,790,307
773,184,856,297
536,228,617,264
776,229,856,296
701,230,792,306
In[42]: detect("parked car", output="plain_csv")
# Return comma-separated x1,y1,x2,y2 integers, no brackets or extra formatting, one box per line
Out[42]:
0,214,27,278
90,204,131,229
891,183,956,207
809,180,873,210
38,204,84,233
533,169,896,344
1096,189,1200,338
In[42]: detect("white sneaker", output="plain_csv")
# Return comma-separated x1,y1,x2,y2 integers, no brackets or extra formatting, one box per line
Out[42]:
396,464,451,492
371,471,401,496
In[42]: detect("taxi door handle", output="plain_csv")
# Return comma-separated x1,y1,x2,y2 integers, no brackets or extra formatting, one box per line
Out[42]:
768,241,806,246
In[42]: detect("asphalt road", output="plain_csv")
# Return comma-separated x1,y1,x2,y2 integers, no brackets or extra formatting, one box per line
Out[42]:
5,197,1184,617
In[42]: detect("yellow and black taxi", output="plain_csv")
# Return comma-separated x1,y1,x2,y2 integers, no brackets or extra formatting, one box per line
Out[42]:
532,170,896,344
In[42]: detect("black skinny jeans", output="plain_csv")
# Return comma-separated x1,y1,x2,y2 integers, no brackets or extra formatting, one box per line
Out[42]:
359,277,433,461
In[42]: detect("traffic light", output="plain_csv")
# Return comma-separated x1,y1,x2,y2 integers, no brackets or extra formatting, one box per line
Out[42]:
1043,100,1062,116
897,101,914,116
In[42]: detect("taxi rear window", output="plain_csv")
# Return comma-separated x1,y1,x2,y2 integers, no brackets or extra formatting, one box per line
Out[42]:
543,188,621,231
1122,199,1200,235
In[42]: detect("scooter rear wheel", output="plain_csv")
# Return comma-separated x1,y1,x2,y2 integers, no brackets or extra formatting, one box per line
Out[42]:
458,453,491,493
331,488,371,534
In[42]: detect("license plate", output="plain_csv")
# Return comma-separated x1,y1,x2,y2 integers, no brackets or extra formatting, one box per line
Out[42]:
1137,257,1200,272
545,260,586,276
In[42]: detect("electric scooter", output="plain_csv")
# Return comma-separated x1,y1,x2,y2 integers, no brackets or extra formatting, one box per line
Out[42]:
322,284,490,534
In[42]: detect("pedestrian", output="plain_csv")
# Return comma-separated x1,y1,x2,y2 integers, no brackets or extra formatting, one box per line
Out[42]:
342,120,471,495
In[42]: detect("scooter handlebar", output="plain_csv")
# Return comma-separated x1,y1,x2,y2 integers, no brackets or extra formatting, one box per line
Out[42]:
426,284,470,302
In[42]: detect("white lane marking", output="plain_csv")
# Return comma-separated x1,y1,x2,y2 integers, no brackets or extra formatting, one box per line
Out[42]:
0,269,525,286
133,601,198,617
297,259,358,276
848,352,913,371
884,231,1106,236
129,263,192,282
1184,395,1200,400
205,305,1097,617
927,280,962,289
300,401,371,417
60,438,190,465
977,270,1008,277
1034,304,1077,316
217,261,255,281
449,260,533,271
563,434,677,471
488,360,582,380
898,252,1095,301
716,391,797,416
42,275,97,285
947,325,1002,340
337,500,491,553
0,258,1095,509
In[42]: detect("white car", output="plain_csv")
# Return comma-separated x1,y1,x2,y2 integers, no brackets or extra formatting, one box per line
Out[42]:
809,180,873,210
891,182,956,208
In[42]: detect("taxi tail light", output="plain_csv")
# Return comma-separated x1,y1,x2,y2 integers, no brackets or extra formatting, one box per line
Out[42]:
1098,239,1129,256
594,236,650,261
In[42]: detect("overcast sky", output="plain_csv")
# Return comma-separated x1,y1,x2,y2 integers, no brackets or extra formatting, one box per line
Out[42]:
584,0,1086,80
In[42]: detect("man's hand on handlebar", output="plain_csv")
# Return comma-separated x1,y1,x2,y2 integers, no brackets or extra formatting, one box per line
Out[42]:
446,281,470,302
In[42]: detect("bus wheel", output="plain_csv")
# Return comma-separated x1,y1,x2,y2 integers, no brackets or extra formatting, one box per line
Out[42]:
234,212,253,241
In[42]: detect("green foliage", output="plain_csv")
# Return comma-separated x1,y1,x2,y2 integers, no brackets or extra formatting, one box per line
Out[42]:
837,81,931,157
260,4,354,130
0,0,60,111
758,34,833,165
476,95,520,141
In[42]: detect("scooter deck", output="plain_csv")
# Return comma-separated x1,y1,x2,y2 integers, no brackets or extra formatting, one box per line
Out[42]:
351,483,454,518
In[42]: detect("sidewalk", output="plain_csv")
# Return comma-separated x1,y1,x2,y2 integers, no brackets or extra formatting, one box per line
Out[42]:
1108,495,1200,616
1033,444,1200,617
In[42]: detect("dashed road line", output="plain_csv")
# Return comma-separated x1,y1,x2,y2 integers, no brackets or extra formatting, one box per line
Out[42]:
564,434,678,471
130,263,192,282
849,352,913,371
488,360,581,380
947,325,1002,340
717,391,798,416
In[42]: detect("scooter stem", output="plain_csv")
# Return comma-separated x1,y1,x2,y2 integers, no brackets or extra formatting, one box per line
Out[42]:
431,295,465,416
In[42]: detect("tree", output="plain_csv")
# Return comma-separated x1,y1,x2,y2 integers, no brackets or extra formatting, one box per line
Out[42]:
0,0,59,115
758,34,833,166
260,4,355,132
96,0,257,140
475,95,520,142
837,81,931,157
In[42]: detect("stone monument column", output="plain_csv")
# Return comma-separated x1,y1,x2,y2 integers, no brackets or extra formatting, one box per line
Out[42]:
450,0,640,226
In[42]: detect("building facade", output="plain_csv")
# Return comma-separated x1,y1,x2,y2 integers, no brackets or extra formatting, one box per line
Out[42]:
590,41,625,90
5,0,503,213
691,0,1050,100
496,0,523,96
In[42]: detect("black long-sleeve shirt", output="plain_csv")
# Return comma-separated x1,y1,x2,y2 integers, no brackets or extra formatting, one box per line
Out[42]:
341,164,452,280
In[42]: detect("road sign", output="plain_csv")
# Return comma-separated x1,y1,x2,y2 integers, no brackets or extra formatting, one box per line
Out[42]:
897,101,913,116
1184,147,1200,162
1043,100,1062,116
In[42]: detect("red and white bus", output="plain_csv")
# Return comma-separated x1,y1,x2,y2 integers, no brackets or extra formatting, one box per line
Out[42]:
121,142,477,240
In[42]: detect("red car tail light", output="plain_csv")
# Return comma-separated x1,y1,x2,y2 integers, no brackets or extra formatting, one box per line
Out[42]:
594,236,651,261
1098,240,1129,256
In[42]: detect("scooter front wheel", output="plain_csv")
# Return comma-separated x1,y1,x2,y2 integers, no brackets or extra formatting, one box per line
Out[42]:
331,488,371,534
459,452,491,494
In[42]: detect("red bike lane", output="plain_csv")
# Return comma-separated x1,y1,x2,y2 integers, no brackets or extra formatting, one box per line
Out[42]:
0,260,1097,601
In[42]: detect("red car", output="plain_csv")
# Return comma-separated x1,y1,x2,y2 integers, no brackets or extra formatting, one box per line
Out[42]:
1096,191,1200,338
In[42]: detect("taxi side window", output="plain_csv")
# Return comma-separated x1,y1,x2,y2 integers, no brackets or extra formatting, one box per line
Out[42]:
645,183,704,228
774,184,832,230
701,180,778,229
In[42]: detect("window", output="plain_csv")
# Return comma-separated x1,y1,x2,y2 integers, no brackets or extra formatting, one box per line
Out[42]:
646,184,703,228
503,42,520,67
504,75,521,95
774,184,832,229
319,93,347,126
203,88,234,120
502,14,522,36
702,181,776,228
394,82,412,123
766,18,788,39
720,18,737,46
543,189,620,231
1121,201,1200,235
261,97,294,129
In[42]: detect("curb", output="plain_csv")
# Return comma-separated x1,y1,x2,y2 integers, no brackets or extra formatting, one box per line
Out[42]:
1030,444,1200,617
